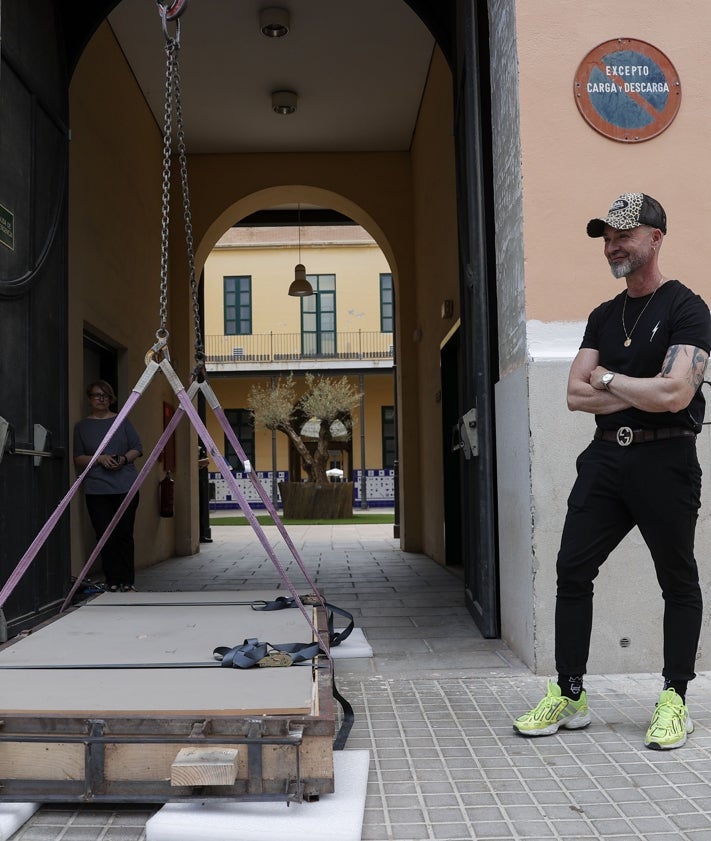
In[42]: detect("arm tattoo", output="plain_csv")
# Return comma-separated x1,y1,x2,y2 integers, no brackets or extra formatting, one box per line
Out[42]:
660,345,680,376
661,344,709,389
691,347,709,389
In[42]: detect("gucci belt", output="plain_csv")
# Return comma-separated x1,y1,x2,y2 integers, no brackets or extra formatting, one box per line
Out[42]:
594,427,696,447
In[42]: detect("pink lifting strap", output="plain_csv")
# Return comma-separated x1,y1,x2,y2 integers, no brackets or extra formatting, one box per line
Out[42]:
0,390,143,608
60,400,186,612
172,377,332,663
208,399,325,607
4,359,330,662
62,377,327,615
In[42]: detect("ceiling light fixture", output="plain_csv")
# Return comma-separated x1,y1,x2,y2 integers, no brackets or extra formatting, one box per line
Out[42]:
259,7,290,38
271,89,297,115
289,204,314,297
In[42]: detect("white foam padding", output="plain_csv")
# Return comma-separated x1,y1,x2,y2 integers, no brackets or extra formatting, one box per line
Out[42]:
146,749,370,841
331,627,372,659
0,802,40,840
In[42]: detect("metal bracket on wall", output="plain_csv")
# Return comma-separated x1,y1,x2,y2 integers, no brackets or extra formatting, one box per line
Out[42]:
451,407,479,460
460,407,479,459
0,417,65,467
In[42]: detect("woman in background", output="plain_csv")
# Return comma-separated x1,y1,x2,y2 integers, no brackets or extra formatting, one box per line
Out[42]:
73,380,142,592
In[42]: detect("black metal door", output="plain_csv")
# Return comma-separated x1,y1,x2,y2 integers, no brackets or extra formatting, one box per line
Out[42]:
441,328,463,567
0,0,71,632
452,0,499,637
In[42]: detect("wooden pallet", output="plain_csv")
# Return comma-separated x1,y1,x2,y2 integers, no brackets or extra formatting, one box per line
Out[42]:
0,591,335,803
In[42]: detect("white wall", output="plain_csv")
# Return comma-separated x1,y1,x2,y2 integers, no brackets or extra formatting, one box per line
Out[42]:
495,364,534,667
507,322,711,675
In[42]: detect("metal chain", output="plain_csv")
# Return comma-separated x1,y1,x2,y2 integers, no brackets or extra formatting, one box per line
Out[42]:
172,48,204,368
156,2,203,369
158,34,177,339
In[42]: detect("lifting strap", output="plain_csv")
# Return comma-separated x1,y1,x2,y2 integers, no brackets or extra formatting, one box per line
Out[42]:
0,389,144,609
2,4,329,656
70,354,333,664
214,638,321,669
257,595,355,648
0,1,355,746
210,596,356,668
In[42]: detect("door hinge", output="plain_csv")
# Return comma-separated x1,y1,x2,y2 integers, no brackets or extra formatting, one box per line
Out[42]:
0,417,64,466
452,407,479,460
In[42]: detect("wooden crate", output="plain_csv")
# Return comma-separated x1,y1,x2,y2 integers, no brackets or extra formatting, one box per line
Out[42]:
0,591,335,802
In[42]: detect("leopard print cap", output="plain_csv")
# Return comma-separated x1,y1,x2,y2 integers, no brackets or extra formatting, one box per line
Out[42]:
587,193,667,237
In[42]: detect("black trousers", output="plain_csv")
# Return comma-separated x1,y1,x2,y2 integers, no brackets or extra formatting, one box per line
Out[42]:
85,492,140,587
555,437,703,682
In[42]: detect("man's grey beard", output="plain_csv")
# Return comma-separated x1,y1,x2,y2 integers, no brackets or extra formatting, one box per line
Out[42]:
609,260,631,279
608,249,651,280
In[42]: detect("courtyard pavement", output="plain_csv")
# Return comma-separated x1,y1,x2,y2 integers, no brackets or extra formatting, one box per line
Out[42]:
8,519,711,840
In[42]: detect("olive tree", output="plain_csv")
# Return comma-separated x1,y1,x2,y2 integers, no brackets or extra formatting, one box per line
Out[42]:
247,373,361,484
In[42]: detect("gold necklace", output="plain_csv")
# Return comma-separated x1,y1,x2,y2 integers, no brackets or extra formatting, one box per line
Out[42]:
621,284,661,347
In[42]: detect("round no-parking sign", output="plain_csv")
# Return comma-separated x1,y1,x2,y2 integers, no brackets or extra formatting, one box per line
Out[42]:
574,38,681,142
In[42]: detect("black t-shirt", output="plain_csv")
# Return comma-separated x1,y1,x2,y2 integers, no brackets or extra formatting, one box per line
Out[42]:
580,279,711,431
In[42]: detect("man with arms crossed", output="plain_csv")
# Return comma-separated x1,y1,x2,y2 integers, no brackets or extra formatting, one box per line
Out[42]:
514,193,711,749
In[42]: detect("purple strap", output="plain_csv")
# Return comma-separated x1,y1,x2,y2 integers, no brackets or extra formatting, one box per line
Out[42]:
195,380,324,606
0,390,143,608
173,377,331,662
211,401,325,607
3,357,331,662
60,402,187,612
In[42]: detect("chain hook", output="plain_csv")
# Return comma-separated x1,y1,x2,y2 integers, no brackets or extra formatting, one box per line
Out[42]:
192,357,207,384
145,331,171,366
161,0,189,19
157,0,187,43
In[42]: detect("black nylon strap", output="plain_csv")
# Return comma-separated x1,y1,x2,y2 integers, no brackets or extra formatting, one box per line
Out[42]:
214,637,268,668
255,596,355,648
325,603,354,647
213,637,323,668
171,596,356,749
332,673,354,751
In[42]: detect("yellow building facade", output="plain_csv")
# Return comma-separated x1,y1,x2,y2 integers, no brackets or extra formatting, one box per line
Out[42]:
201,224,395,507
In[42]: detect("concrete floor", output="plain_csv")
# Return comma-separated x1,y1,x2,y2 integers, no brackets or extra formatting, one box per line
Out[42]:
7,521,711,840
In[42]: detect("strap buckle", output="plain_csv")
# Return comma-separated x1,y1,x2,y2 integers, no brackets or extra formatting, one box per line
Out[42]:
257,652,293,668
616,426,633,446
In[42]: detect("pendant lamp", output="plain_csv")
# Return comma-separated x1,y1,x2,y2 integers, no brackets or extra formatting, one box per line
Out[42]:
288,204,314,297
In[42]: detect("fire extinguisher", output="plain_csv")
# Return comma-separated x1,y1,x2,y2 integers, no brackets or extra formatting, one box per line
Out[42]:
159,470,175,518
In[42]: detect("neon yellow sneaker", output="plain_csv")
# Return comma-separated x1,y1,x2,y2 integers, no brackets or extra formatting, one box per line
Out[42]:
513,680,591,737
645,688,693,750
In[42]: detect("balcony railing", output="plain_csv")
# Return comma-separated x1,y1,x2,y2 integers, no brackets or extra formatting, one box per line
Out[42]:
205,331,394,364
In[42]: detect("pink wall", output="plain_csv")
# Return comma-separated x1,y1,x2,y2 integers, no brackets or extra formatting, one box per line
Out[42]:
517,2,711,322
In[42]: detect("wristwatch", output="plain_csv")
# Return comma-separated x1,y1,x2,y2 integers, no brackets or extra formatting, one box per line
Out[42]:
601,372,616,390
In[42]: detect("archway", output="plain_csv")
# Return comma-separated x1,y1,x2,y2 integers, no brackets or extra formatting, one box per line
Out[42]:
2,0,500,642
195,189,399,523
166,169,423,554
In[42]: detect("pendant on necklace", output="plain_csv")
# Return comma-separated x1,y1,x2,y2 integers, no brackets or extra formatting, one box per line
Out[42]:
624,338,632,347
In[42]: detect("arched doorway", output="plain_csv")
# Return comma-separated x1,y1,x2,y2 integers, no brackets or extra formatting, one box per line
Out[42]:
198,199,396,518
1,0,500,641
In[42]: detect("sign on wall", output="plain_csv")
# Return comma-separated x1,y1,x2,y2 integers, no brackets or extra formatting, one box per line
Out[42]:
574,38,681,142
0,203,14,251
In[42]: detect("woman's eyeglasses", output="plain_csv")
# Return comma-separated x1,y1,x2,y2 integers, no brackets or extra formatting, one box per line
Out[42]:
89,393,110,400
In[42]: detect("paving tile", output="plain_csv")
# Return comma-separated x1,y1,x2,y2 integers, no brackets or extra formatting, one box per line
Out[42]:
9,522,711,841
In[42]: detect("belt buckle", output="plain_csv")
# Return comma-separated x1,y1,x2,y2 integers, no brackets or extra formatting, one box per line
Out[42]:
616,426,633,446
